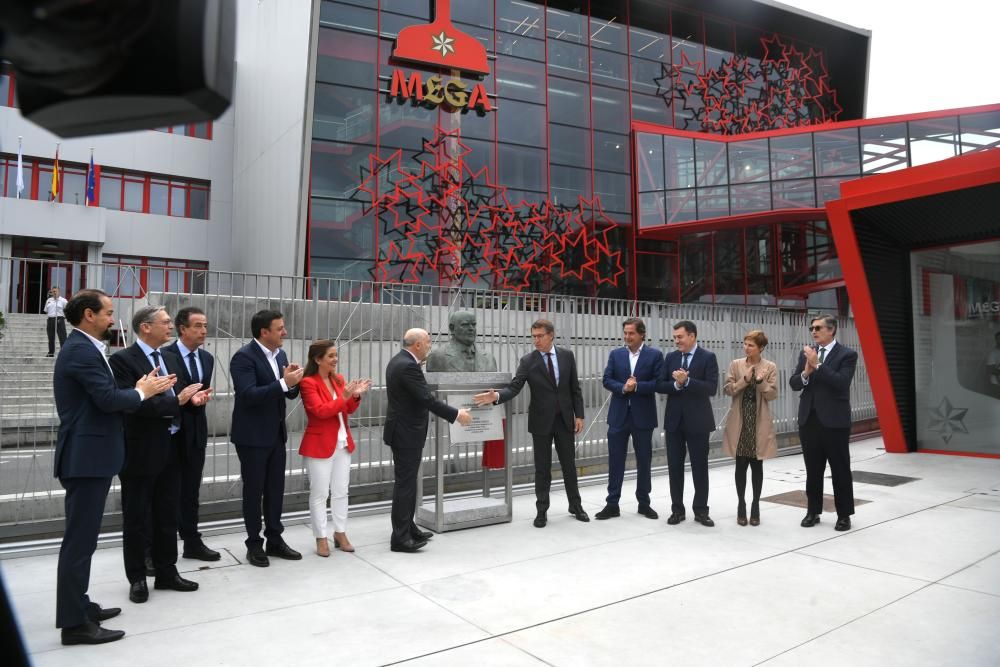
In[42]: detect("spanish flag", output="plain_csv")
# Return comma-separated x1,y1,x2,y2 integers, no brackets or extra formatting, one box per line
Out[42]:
50,146,60,201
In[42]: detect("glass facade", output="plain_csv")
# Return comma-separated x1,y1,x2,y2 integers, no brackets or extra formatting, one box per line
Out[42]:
911,240,1000,455
307,1,996,309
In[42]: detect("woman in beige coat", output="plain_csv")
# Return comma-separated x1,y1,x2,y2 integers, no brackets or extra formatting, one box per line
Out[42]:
722,330,778,526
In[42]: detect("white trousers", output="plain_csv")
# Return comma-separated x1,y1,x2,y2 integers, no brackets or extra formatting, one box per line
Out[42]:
305,443,350,537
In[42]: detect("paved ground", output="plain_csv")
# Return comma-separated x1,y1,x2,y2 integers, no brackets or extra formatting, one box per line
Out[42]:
3,436,1000,666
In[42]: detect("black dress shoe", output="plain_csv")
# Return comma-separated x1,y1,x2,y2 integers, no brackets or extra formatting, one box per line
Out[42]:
595,505,620,520
569,506,590,522
86,603,121,622
246,546,270,567
144,556,156,578
265,541,303,560
61,621,125,646
835,516,851,531
390,539,427,553
183,542,221,561
411,528,434,541
154,574,199,592
800,513,821,528
666,512,686,525
533,512,547,528
694,514,715,527
637,506,659,520
129,580,148,604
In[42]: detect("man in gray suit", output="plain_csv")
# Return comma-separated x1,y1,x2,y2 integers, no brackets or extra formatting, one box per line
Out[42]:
474,319,588,527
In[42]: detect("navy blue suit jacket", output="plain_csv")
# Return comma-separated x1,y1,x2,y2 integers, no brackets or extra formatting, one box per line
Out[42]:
789,342,858,429
496,347,585,435
229,341,300,448
162,341,214,451
53,330,142,479
382,350,458,450
603,345,663,431
657,346,719,433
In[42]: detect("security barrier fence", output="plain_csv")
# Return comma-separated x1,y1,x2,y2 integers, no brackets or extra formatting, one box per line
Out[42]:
0,257,875,542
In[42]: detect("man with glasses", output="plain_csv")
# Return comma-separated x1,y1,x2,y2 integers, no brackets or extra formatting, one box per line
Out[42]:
790,314,859,532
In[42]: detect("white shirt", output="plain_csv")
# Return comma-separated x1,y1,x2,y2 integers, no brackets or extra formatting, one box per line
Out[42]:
254,339,290,392
136,339,178,434
44,296,67,317
76,329,144,401
628,344,643,375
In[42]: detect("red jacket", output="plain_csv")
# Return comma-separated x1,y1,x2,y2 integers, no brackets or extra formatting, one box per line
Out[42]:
298,374,361,457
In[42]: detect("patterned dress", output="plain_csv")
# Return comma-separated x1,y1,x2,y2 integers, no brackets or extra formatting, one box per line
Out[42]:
735,380,759,459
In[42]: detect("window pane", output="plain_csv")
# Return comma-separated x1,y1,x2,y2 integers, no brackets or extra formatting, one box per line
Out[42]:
546,6,586,44
729,139,769,184
636,133,663,191
549,124,590,168
593,132,629,173
6,162,32,198
637,252,678,302
497,0,543,38
959,111,1000,153
192,122,211,139
713,229,745,304
149,181,168,215
311,198,375,259
550,165,591,206
730,183,771,215
664,136,695,189
680,233,711,303
591,16,626,52
379,97,436,150
62,170,86,205
189,187,208,219
629,28,668,61
591,85,628,133
771,179,816,208
314,84,374,143
639,191,665,228
590,49,627,89
860,123,908,174
170,185,186,217
814,128,860,177
694,139,727,187
594,171,629,217
770,133,814,180
124,180,143,212
99,171,121,209
496,56,545,103
909,117,960,167
496,33,544,60
629,57,664,96
147,268,164,293
547,40,588,81
697,187,729,219
664,190,697,224
547,76,589,126
498,144,546,191
311,142,374,201
630,92,671,126
498,99,545,146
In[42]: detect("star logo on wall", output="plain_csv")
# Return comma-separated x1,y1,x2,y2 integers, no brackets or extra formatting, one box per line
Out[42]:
431,31,455,57
927,397,969,444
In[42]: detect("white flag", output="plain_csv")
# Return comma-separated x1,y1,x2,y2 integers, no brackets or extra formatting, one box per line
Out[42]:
16,139,25,198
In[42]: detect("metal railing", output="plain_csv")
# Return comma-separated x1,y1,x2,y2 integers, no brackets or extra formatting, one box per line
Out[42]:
0,256,875,541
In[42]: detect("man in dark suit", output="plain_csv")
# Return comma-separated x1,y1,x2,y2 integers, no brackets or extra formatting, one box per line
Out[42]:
790,314,859,531
230,310,304,566
161,307,219,561
657,320,719,527
474,319,588,528
383,328,472,552
597,318,663,520
110,306,206,604
53,290,175,645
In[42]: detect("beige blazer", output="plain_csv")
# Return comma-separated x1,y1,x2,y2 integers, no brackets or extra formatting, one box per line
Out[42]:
722,357,778,459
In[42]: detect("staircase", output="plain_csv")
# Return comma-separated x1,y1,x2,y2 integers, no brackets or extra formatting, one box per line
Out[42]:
0,313,60,446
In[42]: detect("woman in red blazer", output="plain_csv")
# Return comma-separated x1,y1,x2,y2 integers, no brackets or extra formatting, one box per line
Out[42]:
299,340,371,556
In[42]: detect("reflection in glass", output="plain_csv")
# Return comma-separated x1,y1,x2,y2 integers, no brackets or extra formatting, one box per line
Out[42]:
548,76,590,126
639,191,665,228
550,165,591,205
593,132,629,172
497,0,543,37
637,133,664,191
814,128,860,177
665,190,697,224
695,139,727,187
498,99,546,146
697,187,729,219
729,139,769,183
860,123,907,174
770,133,814,180
496,56,545,103
771,179,816,209
664,136,695,189
909,117,960,167
549,124,591,168
730,183,771,215
680,232,711,303
547,40,589,80
959,111,1000,153
591,50,627,88
592,86,629,133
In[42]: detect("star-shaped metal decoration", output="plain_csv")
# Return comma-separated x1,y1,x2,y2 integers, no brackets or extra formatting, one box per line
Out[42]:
927,397,970,444
431,31,455,57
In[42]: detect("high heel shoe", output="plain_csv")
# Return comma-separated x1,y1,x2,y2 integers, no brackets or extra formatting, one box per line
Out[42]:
316,538,330,557
737,500,747,527
333,532,355,553
749,501,760,526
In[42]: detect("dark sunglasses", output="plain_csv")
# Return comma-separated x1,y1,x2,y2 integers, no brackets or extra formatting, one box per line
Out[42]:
809,325,827,332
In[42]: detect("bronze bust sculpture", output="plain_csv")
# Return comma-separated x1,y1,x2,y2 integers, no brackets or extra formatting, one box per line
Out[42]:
426,310,497,372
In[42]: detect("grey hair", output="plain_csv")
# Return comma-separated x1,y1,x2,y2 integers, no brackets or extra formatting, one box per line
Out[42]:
132,305,167,333
402,327,427,348
811,313,838,334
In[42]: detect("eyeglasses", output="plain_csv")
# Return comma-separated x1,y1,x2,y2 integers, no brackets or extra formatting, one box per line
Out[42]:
809,325,827,332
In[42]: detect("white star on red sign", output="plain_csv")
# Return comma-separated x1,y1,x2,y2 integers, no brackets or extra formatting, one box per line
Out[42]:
431,31,455,57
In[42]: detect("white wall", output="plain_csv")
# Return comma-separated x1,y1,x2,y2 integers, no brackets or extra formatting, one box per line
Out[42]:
230,0,316,278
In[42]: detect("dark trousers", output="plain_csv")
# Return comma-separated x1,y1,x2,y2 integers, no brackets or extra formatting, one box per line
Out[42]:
235,443,286,548
177,442,208,546
47,317,67,355
606,420,653,508
665,429,710,515
532,419,581,513
56,476,112,628
800,412,854,517
120,460,181,583
389,446,423,547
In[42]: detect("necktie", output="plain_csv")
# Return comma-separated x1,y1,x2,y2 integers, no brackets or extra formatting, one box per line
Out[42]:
546,352,557,385
188,351,200,384
818,347,826,363
682,352,690,370
151,350,162,373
